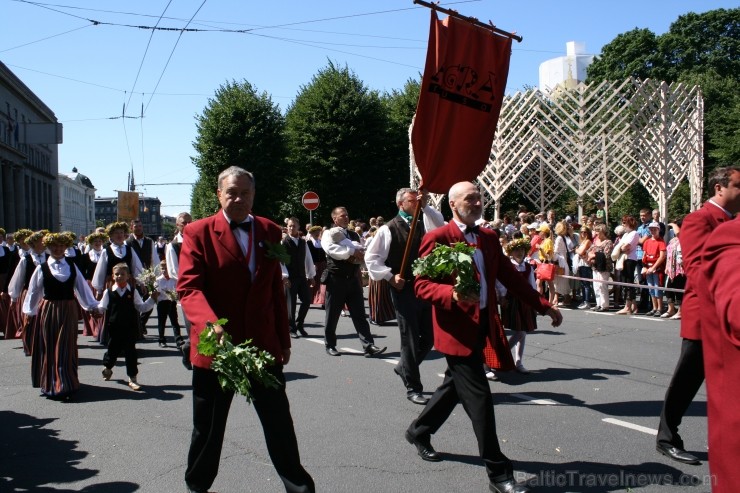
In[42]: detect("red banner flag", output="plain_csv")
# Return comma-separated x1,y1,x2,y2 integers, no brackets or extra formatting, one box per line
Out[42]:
412,11,512,194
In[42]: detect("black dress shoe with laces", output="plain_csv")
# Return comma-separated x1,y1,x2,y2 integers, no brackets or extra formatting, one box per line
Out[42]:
489,478,530,493
405,430,441,462
297,327,308,337
656,443,701,465
289,330,300,339
407,393,429,405
364,345,387,358
326,347,341,356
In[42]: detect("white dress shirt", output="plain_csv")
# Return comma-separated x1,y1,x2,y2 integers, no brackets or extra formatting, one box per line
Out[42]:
97,284,156,313
23,257,99,316
91,243,144,292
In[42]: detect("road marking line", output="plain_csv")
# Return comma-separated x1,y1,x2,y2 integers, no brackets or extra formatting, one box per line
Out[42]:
511,393,559,405
340,347,363,354
602,418,657,435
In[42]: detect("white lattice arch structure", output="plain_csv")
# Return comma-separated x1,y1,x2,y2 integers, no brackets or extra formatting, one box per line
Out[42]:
411,78,704,220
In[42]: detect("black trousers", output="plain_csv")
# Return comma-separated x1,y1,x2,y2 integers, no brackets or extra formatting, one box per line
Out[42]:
323,274,374,349
390,284,433,394
408,348,513,483
287,277,311,332
657,338,704,449
103,332,138,377
185,367,314,493
156,299,182,343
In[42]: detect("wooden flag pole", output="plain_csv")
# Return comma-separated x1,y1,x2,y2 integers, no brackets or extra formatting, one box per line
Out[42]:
413,0,523,42
398,192,424,281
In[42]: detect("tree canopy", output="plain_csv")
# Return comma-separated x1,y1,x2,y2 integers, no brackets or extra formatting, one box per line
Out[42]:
190,80,287,221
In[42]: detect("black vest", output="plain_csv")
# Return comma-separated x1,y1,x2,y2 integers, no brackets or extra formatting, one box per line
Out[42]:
126,236,154,269
386,214,426,280
105,287,137,337
282,237,307,279
41,262,76,301
325,229,361,278
307,239,326,263
23,255,40,290
0,246,10,275
105,244,133,277
156,244,166,262
172,242,182,261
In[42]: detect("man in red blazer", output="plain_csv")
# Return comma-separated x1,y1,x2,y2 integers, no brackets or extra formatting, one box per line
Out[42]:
699,217,740,492
656,166,740,466
178,166,314,493
405,181,562,493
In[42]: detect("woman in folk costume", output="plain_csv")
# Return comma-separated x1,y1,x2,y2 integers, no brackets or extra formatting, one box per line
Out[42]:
91,221,144,344
4,228,32,339
499,238,538,374
306,226,327,307
80,232,107,338
8,230,49,360
23,233,98,399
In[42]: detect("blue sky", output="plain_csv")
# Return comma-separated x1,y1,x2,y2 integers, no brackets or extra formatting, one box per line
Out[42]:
1,0,733,219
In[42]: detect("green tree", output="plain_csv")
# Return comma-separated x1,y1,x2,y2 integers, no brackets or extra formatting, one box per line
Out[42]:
284,61,392,224
190,80,287,221
587,8,740,172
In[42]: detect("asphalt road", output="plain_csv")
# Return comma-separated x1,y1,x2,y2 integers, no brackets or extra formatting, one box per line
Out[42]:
0,299,712,493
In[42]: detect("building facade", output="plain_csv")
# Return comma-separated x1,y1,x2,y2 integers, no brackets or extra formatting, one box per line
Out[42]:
59,167,96,236
95,196,163,238
0,61,62,232
539,41,595,93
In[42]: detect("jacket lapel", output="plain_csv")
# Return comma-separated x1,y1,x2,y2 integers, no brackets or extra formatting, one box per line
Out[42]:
214,211,244,263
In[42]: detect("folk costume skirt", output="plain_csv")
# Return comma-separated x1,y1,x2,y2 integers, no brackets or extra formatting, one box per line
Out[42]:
368,278,395,324
37,298,80,397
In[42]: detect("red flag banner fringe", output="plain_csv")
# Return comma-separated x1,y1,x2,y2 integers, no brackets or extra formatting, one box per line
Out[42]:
412,11,512,194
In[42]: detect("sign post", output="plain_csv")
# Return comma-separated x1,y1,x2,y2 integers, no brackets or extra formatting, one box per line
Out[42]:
301,191,320,226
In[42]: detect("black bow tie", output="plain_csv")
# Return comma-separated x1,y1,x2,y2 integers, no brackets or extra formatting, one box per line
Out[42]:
465,225,480,235
230,220,252,233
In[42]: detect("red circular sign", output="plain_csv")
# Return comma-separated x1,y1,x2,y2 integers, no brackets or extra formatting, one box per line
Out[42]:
301,191,320,211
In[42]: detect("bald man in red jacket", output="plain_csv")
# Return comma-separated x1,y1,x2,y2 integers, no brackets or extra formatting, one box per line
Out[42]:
656,166,740,465
405,181,562,493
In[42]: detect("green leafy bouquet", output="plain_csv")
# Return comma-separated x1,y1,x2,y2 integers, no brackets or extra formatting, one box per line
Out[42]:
264,241,290,265
196,319,281,403
412,242,480,299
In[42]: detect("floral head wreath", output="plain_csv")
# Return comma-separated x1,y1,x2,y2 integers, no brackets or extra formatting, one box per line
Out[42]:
308,226,323,234
14,228,33,243
0,228,5,236
505,237,531,255
105,221,130,236
87,232,108,245
26,230,47,246
43,232,74,248
61,231,77,242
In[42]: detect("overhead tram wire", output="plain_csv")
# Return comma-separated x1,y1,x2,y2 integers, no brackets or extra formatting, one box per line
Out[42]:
0,24,93,53
124,0,174,115
143,0,208,115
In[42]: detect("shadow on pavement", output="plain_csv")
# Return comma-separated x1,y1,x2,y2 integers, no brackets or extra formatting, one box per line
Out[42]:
284,371,318,382
0,411,139,492
63,383,189,403
497,367,629,385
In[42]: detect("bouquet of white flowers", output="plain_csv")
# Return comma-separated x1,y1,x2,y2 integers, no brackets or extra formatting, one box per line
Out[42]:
136,267,158,292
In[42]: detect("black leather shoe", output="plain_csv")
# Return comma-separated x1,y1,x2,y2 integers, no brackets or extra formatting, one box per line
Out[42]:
656,443,701,465
489,478,530,493
405,430,441,462
407,393,429,405
297,327,308,337
180,341,193,370
364,345,387,358
289,330,300,339
326,347,341,356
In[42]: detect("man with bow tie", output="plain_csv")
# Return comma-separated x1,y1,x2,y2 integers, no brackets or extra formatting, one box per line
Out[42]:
365,188,444,405
405,181,562,493
177,166,314,493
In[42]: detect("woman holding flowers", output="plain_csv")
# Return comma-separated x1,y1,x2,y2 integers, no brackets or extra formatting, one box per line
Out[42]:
22,233,98,398
80,232,106,338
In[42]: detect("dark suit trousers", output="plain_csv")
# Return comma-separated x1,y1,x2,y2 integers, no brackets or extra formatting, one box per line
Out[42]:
323,274,374,349
390,284,433,394
185,367,314,493
657,338,705,449
287,277,311,332
156,299,182,343
408,350,514,483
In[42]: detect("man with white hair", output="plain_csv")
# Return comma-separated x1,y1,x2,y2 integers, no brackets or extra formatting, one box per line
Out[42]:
405,181,562,493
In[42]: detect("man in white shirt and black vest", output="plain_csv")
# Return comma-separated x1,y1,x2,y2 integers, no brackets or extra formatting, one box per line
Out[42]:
127,218,159,337
365,188,444,405
321,206,386,358
282,217,315,338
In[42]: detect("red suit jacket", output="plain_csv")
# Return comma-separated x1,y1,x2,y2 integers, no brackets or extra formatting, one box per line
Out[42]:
699,218,740,493
414,222,552,365
680,201,733,340
177,211,290,369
